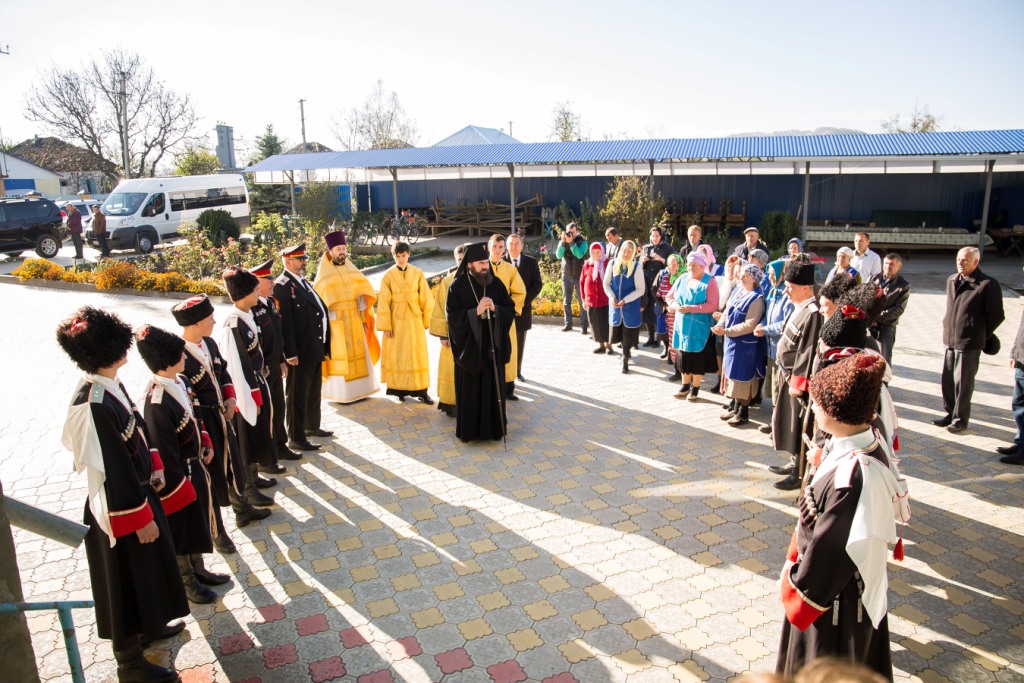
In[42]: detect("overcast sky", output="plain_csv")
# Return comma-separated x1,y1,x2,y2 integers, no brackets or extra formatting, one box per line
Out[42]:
2,0,1022,162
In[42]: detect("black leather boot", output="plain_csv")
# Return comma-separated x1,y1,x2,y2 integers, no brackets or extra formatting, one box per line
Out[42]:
246,465,275,507
622,356,629,374
191,554,231,586
114,634,179,682
177,555,216,604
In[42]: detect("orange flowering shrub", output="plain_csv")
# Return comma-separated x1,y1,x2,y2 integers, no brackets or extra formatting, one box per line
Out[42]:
94,260,143,290
11,258,56,280
61,270,95,284
154,272,189,292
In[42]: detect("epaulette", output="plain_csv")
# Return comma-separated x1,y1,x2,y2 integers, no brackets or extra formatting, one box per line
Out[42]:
89,383,106,404
150,385,165,403
807,301,820,312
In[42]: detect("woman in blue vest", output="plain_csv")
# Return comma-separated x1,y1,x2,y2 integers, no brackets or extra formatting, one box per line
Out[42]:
713,263,767,426
669,252,720,400
602,240,645,374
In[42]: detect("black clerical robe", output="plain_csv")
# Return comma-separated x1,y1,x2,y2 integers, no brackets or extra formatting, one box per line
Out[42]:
446,272,516,441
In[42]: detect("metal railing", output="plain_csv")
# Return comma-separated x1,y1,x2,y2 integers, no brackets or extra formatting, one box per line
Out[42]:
0,601,94,683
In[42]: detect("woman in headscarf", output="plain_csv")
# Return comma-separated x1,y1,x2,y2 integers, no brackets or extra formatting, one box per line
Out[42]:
696,244,723,277
668,252,720,400
581,242,611,354
713,262,767,426
711,255,744,393
655,254,683,363
602,240,645,373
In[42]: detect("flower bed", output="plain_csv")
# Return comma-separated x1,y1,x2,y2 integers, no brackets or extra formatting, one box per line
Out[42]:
12,259,226,296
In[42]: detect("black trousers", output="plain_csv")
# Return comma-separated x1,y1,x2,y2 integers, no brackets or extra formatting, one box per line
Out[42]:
286,358,322,441
516,326,528,376
942,348,981,425
267,361,288,450
70,232,84,258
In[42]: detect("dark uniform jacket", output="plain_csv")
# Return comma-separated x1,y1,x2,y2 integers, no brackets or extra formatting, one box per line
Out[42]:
142,376,214,555
273,270,331,363
776,300,822,394
869,273,911,330
506,253,542,331
253,296,285,367
942,269,1004,351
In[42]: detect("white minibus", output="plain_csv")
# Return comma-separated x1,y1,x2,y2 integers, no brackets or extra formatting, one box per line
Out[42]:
95,174,250,253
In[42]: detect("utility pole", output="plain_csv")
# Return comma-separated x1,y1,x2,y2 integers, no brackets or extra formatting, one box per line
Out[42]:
299,99,307,150
120,71,130,179
0,46,9,197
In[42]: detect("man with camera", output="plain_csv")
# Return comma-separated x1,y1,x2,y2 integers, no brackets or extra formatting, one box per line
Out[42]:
556,222,589,334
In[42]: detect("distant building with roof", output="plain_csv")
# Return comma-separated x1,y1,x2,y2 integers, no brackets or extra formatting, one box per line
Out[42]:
7,136,117,196
286,141,335,154
433,125,521,147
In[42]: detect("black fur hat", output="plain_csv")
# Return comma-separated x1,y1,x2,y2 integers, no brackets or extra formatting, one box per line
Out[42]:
783,254,816,286
810,352,886,426
222,266,259,302
56,306,134,374
838,283,886,324
819,271,857,306
136,324,186,373
820,281,880,350
171,294,215,327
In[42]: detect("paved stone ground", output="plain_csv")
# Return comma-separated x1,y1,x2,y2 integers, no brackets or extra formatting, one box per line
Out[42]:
1,255,1023,683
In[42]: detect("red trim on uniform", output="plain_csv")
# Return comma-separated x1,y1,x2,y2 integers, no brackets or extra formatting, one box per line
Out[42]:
790,374,809,393
109,500,155,538
200,430,212,450
786,531,799,563
149,448,164,471
781,570,827,631
222,384,236,401
892,432,900,452
160,478,197,515
251,388,263,407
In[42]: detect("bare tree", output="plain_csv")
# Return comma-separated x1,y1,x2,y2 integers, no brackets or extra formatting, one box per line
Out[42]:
332,80,418,150
550,102,585,142
25,49,198,179
881,103,941,134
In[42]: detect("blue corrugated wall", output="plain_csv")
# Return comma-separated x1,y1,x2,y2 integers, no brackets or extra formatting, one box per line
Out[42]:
364,172,1024,230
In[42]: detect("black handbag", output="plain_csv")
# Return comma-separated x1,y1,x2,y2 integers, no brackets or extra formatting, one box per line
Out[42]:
984,334,1001,356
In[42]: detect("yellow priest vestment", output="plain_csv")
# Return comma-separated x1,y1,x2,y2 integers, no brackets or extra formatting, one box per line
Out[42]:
429,272,456,408
490,259,526,382
377,264,433,391
313,254,381,402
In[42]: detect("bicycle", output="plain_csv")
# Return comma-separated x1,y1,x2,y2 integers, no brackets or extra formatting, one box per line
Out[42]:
382,210,428,245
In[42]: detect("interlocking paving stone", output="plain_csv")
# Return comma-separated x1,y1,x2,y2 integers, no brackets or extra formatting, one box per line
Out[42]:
4,273,1024,682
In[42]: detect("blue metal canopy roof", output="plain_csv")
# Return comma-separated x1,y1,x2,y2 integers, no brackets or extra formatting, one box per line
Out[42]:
246,129,1024,173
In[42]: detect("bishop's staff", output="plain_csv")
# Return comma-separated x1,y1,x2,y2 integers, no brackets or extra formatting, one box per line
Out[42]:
479,302,508,448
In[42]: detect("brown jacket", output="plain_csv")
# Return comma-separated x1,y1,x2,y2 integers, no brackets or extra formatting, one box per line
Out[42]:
91,210,106,235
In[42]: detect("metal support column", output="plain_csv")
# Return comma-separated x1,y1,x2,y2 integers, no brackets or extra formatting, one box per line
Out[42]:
978,159,995,257
508,163,516,234
649,160,655,226
0,479,40,683
287,171,296,216
390,168,400,222
801,162,811,244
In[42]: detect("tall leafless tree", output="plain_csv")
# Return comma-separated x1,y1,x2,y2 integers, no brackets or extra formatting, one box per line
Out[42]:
332,80,418,150
550,102,585,142
25,50,198,179
881,103,941,134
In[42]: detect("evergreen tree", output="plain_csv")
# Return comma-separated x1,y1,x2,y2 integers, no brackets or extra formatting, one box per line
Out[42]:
247,124,291,216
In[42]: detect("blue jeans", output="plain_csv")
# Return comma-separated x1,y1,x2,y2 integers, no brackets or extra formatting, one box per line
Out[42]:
562,273,586,330
1012,366,1024,447
872,326,897,365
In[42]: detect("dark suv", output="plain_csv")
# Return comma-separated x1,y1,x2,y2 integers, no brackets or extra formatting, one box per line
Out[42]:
0,196,66,258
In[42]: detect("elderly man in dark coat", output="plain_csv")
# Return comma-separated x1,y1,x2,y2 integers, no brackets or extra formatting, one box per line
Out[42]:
770,255,822,491
934,247,1004,433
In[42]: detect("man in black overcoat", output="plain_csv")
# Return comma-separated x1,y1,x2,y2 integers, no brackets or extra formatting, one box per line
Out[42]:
274,243,332,451
934,247,1004,432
